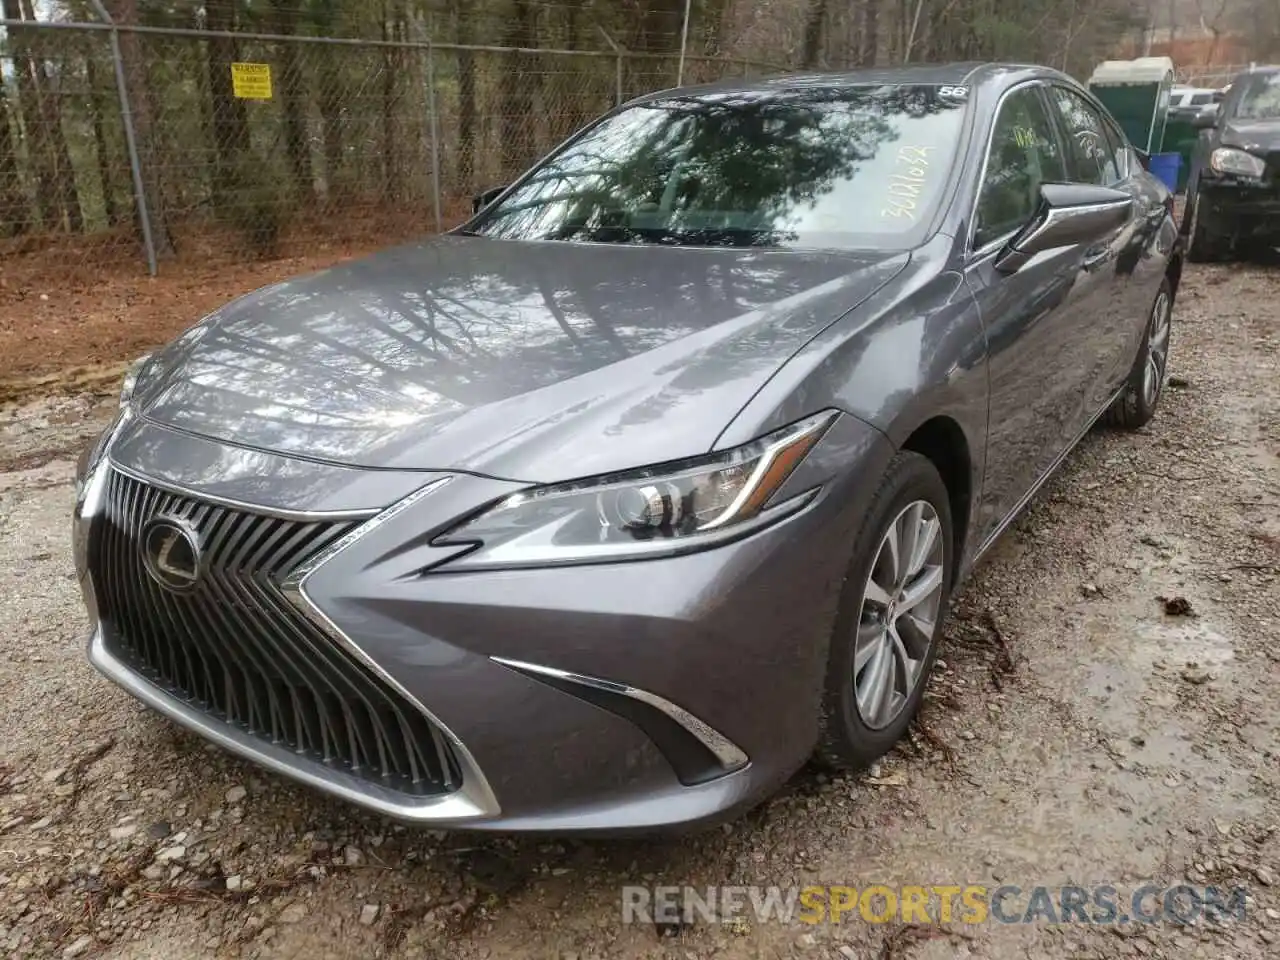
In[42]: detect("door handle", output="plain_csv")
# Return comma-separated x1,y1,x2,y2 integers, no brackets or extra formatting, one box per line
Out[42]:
1082,245,1110,271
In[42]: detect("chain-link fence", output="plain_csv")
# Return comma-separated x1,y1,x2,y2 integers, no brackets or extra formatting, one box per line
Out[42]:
1176,64,1253,88
0,13,780,274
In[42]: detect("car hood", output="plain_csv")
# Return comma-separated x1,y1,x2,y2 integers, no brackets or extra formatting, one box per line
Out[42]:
136,235,907,481
1221,118,1280,153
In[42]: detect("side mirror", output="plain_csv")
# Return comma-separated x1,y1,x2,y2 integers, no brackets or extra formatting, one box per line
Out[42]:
1191,110,1219,130
995,183,1133,274
472,185,507,214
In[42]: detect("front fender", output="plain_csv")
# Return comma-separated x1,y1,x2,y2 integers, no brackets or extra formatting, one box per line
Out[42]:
717,234,988,521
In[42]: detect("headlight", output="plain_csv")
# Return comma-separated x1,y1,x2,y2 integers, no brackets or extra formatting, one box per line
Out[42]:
435,411,837,570
1210,148,1266,179
119,353,153,407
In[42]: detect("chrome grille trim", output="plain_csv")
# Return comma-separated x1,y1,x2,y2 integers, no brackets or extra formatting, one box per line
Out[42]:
106,456,380,522
90,467,483,808
280,475,500,818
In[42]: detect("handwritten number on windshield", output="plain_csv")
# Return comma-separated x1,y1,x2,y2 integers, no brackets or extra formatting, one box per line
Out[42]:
883,146,932,222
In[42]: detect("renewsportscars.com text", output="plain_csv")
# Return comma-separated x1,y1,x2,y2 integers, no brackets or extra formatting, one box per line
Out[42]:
620,884,1248,926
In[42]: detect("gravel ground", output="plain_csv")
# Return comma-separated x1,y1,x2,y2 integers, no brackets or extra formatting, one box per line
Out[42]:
1,262,1278,960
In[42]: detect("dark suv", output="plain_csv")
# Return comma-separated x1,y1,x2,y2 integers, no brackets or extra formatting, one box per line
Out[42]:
1183,67,1280,262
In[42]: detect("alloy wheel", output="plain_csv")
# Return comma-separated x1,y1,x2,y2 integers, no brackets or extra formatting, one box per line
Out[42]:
1143,288,1172,408
854,500,945,730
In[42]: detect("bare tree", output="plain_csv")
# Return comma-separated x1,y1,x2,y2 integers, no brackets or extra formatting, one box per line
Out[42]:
203,0,251,203
1220,0,1278,60
498,0,538,178
1194,0,1235,63
270,0,313,201
0,78,28,236
801,0,828,67
4,0,70,230
86,55,123,227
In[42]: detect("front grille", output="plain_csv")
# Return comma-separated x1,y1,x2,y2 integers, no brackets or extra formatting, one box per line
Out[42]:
91,468,461,797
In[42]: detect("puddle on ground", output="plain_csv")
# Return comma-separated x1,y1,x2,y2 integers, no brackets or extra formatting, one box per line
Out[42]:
1133,618,1235,667
1072,616,1240,782
1078,615,1235,716
1084,614,1235,672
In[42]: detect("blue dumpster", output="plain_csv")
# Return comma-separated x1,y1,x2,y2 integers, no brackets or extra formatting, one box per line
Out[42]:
1148,152,1182,193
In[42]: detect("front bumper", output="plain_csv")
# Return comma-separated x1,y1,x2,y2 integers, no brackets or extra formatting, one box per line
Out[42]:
76,413,892,833
1196,178,1280,240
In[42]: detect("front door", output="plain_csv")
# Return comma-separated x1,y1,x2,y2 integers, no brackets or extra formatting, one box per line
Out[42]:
964,83,1107,548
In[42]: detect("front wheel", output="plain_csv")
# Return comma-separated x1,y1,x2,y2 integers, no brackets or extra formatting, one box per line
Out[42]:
1106,278,1173,431
817,451,953,771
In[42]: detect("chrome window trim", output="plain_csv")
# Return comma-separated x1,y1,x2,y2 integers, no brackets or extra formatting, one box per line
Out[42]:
971,228,1022,262
966,76,1133,264
491,656,750,772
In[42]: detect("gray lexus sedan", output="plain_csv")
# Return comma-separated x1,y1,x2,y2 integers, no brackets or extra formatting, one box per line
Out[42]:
73,63,1182,833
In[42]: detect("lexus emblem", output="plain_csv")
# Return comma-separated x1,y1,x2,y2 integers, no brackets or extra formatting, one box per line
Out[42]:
141,518,203,593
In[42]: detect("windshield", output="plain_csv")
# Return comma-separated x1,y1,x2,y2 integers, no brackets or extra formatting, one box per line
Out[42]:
1235,73,1280,120
466,84,969,250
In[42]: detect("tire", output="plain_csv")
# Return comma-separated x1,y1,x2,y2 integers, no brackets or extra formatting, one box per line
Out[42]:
1186,192,1231,263
816,451,954,771
1105,278,1173,431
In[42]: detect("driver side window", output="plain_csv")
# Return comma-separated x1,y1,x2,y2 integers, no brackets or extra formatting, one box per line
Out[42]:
975,87,1067,250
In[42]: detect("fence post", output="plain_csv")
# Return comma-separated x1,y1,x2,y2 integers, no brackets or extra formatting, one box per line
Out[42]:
88,0,157,276
424,20,442,233
676,0,692,86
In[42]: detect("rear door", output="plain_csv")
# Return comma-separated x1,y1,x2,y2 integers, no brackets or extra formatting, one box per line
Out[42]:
1043,83,1148,427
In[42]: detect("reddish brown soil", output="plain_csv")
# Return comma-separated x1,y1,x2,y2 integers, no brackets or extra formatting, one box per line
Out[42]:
0,251,370,405
0,203,475,406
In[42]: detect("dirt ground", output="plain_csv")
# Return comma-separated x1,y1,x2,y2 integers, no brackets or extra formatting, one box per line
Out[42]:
0,251,377,406
0,262,1278,960
0,205,473,405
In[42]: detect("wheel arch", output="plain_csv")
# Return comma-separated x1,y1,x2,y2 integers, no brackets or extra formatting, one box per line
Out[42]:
898,415,974,587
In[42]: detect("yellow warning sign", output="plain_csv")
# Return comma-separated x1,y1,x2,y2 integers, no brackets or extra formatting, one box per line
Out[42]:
231,62,273,100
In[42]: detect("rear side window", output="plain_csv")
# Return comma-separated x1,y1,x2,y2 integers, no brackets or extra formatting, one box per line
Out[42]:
1190,93,1214,106
1050,86,1121,186
974,87,1067,250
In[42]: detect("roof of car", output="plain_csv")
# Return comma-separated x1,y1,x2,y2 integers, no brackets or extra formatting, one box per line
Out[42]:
631,62,1064,104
